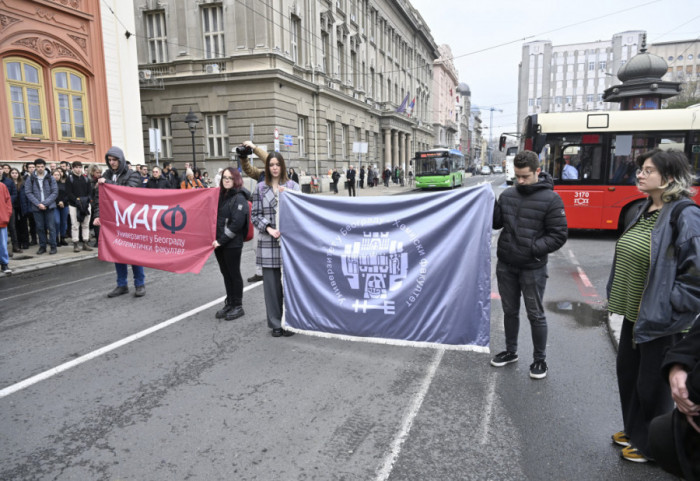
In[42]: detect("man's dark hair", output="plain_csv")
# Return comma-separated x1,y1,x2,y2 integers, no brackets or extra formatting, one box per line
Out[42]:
34,158,46,166
163,161,171,169
71,161,83,168
513,150,540,172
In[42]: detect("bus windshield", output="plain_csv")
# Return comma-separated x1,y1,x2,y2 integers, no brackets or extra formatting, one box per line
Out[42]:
413,149,466,189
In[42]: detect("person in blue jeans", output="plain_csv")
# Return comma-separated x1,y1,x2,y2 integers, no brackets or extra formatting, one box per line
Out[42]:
490,150,568,380
93,146,146,297
24,158,58,255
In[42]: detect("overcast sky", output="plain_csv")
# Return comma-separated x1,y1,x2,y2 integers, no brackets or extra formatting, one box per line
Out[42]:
407,0,700,137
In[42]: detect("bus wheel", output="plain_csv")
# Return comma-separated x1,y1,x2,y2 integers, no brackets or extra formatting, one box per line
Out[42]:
620,199,646,232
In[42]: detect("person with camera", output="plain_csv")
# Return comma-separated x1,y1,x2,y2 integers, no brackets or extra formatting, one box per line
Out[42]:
247,142,300,337
212,167,250,321
237,141,265,283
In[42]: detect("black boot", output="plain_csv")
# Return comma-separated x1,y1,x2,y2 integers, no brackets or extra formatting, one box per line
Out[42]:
215,301,233,319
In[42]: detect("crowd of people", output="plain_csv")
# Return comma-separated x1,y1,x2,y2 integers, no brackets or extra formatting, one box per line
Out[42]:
0,157,218,275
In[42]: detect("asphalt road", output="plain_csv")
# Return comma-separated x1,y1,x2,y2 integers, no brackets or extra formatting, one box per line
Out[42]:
0,176,675,480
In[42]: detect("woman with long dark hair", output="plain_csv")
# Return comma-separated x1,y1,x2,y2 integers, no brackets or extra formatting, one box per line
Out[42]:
608,149,700,463
212,167,250,321
250,146,301,337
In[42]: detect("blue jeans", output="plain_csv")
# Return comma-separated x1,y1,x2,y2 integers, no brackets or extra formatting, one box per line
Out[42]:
0,227,8,265
496,261,548,361
54,205,69,237
115,263,145,287
33,208,57,248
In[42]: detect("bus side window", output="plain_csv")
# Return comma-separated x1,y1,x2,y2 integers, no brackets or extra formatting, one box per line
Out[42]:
610,156,636,185
580,145,603,181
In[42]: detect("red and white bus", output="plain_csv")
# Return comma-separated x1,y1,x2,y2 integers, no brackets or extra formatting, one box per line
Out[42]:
520,108,700,230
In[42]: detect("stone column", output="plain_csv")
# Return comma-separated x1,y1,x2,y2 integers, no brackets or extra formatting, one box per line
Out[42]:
384,128,391,170
405,133,411,173
399,131,406,174
392,130,398,169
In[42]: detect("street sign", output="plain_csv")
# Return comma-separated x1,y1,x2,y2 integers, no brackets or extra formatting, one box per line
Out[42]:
148,128,161,153
274,128,279,140
352,142,368,154
274,139,280,152
284,135,293,146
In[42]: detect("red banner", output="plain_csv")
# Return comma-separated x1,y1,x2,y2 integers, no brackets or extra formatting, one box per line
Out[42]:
98,184,218,274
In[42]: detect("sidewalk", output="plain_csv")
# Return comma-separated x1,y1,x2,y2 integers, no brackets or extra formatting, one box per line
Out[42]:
4,245,98,276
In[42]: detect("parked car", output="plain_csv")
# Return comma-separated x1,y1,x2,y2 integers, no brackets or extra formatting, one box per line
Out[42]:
480,165,492,175
492,165,503,174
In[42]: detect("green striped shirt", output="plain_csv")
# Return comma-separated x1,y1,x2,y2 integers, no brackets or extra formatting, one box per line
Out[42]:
608,210,660,322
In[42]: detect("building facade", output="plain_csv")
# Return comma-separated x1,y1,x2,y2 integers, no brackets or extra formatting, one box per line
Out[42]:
648,39,700,105
517,31,645,128
431,44,458,149
0,0,144,165
1,0,110,164
133,0,440,177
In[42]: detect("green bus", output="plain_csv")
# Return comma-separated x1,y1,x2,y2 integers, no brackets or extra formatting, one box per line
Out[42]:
413,148,465,189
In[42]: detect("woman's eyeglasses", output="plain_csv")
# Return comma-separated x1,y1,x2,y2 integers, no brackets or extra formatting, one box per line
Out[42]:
222,176,233,180
636,168,657,178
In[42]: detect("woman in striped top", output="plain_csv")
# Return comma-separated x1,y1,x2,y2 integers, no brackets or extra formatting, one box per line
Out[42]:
607,149,700,463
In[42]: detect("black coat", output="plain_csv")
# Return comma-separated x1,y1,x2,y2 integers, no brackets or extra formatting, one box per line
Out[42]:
65,174,92,207
493,172,568,269
146,176,171,189
216,188,250,249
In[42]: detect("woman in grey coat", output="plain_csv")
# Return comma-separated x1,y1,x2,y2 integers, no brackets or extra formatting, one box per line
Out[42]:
251,149,300,337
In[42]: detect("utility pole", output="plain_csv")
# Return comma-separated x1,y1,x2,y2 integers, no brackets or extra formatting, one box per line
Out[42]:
471,105,502,165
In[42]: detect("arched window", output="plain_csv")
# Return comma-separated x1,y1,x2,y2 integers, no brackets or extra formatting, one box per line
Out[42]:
53,68,89,140
4,57,48,138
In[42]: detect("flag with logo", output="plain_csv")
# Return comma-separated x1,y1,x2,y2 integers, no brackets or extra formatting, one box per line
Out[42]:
396,93,410,113
98,184,218,274
279,184,493,351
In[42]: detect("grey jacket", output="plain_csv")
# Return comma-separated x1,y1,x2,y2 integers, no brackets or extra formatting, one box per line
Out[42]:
606,197,700,343
24,171,58,212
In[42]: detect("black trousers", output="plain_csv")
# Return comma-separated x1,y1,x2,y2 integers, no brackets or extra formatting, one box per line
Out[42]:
214,247,243,307
617,318,681,457
347,180,356,196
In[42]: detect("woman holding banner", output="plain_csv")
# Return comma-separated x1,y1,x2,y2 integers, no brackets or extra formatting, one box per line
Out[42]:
212,168,250,321
250,145,300,337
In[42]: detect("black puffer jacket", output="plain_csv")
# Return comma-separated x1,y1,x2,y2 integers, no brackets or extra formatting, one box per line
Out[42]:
216,187,251,249
493,171,568,269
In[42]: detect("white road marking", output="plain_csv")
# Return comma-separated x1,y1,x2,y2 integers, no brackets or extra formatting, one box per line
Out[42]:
577,266,594,288
375,348,445,481
0,283,263,399
479,373,498,445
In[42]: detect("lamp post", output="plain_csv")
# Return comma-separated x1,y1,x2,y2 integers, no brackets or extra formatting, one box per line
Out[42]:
184,108,199,172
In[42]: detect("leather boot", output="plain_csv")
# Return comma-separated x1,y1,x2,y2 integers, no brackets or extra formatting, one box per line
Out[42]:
73,242,80,253
82,242,93,251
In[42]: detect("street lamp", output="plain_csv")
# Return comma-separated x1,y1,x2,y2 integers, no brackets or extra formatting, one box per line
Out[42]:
184,108,199,172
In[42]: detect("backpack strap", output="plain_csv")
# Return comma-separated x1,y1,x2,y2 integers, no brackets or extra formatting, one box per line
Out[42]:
669,199,700,246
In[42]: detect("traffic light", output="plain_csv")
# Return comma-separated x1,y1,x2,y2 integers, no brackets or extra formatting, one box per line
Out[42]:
499,135,507,151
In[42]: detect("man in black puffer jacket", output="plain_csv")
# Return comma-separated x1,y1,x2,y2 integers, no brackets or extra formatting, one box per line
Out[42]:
490,150,568,380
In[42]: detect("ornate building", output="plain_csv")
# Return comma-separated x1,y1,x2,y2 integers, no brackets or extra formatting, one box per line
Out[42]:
0,0,144,165
133,0,439,177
